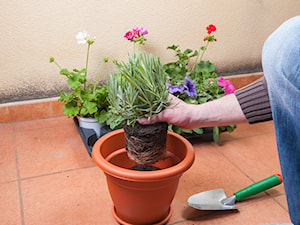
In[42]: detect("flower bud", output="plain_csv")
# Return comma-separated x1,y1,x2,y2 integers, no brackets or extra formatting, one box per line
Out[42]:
87,38,95,45
49,57,54,63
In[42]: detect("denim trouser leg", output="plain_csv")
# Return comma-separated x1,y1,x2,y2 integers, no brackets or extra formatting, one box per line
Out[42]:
262,16,300,224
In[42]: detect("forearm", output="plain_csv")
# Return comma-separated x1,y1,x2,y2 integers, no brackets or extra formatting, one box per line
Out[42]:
185,94,248,129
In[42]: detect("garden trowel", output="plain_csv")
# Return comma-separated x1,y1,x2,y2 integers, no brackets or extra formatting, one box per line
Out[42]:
188,174,282,210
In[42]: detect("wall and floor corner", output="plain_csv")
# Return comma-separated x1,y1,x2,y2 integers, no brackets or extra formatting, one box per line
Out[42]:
1,0,300,105
0,72,263,123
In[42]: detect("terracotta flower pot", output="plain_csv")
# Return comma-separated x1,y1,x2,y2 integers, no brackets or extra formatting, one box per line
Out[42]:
92,129,195,225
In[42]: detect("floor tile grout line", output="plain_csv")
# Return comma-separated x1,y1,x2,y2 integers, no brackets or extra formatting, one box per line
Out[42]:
13,123,25,225
0,165,97,185
19,165,97,182
13,119,72,133
4,115,66,126
266,191,289,213
13,123,74,134
212,139,275,189
221,130,275,143
0,179,19,185
213,144,259,183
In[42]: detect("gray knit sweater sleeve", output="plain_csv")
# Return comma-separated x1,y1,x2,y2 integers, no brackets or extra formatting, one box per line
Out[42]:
234,76,272,124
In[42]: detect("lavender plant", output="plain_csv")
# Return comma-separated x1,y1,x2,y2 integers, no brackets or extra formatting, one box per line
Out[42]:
107,27,170,129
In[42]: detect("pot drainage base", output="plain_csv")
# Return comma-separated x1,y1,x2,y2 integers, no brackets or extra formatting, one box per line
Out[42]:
111,205,173,225
73,116,112,156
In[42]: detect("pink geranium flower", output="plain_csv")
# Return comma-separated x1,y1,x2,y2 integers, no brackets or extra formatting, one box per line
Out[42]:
217,76,235,95
124,26,148,45
133,26,148,36
124,31,135,40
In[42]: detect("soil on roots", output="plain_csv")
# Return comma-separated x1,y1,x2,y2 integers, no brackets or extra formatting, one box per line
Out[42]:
123,122,168,165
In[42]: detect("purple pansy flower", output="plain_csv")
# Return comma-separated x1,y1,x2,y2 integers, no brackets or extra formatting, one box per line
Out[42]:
166,83,185,94
184,77,197,97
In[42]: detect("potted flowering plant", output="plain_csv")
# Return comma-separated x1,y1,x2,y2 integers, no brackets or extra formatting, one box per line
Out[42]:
107,26,171,165
164,24,236,143
50,31,109,138
92,26,195,225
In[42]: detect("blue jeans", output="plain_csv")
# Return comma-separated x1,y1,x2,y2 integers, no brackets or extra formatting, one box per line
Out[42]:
262,16,300,224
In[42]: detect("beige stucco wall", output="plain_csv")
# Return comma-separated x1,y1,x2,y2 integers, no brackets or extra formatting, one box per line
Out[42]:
1,0,300,103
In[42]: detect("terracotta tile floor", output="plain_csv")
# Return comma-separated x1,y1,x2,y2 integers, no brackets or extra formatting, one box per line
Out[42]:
0,116,291,225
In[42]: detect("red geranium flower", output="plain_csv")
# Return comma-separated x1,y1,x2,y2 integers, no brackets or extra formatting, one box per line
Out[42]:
206,24,216,34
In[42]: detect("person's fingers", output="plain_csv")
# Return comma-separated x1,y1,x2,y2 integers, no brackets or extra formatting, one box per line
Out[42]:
138,94,181,125
139,114,161,125
138,117,152,125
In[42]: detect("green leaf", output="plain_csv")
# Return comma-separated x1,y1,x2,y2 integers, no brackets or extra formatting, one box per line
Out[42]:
226,125,237,133
60,68,70,76
67,72,86,89
191,50,199,57
193,128,204,134
167,45,178,51
94,110,108,123
58,92,69,102
59,91,78,103
168,124,174,132
172,125,181,134
213,126,220,143
181,128,193,134
183,49,193,55
106,113,123,129
196,60,215,73
80,101,97,116
62,102,80,117
78,68,87,74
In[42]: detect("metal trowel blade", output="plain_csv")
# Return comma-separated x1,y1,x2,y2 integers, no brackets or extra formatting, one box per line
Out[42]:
187,188,237,210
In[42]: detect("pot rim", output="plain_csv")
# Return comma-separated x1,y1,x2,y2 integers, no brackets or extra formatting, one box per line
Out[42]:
92,129,195,181
78,116,98,122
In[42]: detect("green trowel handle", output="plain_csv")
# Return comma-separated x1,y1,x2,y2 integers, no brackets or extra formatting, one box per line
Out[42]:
234,174,282,201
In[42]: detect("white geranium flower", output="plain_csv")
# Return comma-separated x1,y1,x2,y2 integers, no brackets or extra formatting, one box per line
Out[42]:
76,31,89,44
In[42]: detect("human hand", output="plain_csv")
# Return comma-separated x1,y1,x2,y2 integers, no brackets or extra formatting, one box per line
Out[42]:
139,94,195,129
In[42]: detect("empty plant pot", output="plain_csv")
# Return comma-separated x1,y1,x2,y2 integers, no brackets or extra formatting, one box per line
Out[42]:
92,129,195,225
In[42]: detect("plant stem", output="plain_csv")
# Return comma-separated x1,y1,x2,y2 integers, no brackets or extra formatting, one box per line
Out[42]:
133,42,136,54
84,43,91,89
53,61,61,70
199,41,209,62
133,42,141,54
93,61,104,92
192,41,209,71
